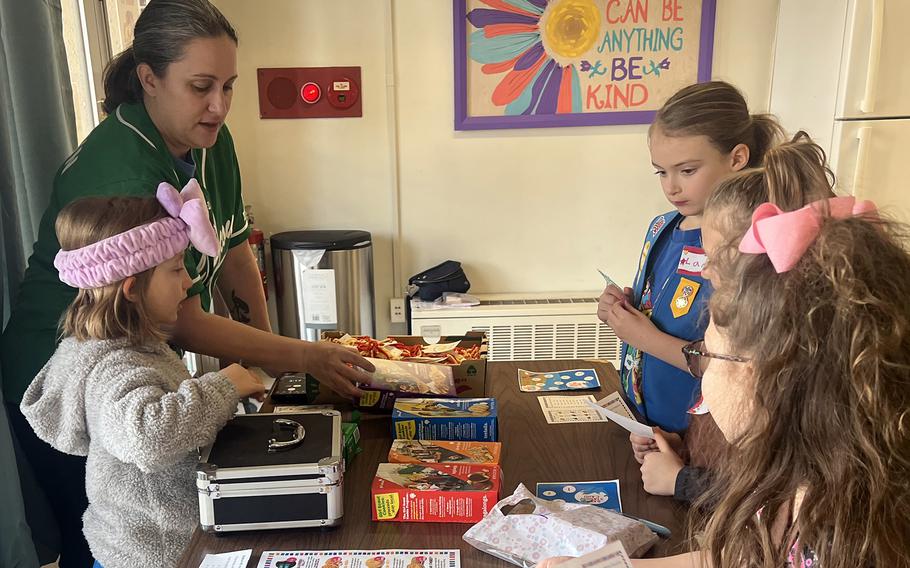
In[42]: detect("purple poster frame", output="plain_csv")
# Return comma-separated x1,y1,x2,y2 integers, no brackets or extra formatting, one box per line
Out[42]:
454,0,717,131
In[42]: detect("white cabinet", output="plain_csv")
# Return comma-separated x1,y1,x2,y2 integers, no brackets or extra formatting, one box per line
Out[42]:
836,0,910,119
771,0,909,221
832,118,910,223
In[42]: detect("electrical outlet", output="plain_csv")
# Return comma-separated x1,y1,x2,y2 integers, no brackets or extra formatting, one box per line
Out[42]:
390,298,406,323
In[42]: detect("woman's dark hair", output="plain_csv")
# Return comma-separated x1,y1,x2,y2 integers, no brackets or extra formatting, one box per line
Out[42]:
102,0,237,114
650,81,784,168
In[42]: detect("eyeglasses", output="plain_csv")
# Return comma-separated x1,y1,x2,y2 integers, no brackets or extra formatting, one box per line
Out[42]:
682,339,749,379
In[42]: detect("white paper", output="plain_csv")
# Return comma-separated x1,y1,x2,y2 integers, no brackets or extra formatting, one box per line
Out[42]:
559,541,633,568
291,248,327,269
199,549,252,568
596,391,635,421
300,268,337,325
538,395,599,409
587,398,655,440
256,549,460,568
538,395,605,424
421,340,461,354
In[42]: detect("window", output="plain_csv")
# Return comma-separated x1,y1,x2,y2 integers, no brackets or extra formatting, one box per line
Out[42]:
61,0,148,141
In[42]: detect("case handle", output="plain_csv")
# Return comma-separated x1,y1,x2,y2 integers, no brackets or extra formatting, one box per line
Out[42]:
268,418,306,453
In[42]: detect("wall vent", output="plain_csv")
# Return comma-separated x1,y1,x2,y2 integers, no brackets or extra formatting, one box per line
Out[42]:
411,292,619,366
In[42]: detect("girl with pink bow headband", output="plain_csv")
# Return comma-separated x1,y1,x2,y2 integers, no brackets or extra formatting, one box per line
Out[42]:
54,179,221,290
20,180,268,568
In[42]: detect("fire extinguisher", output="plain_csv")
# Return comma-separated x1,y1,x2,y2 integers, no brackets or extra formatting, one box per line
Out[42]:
246,205,268,300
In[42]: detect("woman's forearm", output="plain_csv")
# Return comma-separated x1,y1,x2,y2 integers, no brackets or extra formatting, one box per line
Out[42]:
215,242,271,333
174,295,300,370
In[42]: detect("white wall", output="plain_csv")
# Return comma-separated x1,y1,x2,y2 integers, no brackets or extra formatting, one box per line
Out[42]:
213,0,780,338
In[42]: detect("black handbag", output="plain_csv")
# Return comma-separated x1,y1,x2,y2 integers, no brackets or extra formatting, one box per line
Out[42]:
407,260,470,302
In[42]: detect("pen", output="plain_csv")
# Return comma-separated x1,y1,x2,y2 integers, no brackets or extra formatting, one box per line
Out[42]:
597,269,618,289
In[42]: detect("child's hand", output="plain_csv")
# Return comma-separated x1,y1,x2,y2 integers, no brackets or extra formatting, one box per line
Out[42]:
630,432,659,463
605,300,657,350
640,430,685,496
222,364,266,401
597,286,633,322
630,428,682,463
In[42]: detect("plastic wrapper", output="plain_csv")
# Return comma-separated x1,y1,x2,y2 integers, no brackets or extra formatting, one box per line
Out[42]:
463,484,657,567
364,358,456,396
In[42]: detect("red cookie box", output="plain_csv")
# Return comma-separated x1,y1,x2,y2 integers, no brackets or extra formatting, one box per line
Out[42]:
371,462,500,523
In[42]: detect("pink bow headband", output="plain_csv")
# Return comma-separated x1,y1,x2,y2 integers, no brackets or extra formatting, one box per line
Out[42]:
739,196,878,273
55,179,220,289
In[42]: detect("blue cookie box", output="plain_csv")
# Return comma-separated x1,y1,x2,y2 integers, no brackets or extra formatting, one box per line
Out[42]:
391,398,498,442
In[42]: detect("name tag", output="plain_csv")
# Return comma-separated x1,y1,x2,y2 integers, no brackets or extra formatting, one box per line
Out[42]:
677,246,707,276
688,395,710,415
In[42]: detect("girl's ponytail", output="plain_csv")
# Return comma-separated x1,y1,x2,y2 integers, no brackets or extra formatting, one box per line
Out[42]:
704,131,836,240
748,113,785,168
102,47,142,114
762,131,835,210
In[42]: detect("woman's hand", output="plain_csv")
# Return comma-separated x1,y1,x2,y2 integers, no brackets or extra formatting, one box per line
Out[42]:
221,363,266,400
640,429,685,496
300,341,375,398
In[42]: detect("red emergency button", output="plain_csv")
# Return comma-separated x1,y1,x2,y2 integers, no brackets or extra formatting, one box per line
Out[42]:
300,82,321,104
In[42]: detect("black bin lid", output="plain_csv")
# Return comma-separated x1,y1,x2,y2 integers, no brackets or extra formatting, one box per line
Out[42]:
271,230,371,251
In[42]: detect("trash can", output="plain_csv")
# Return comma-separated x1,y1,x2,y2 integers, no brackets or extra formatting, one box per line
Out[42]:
271,230,375,342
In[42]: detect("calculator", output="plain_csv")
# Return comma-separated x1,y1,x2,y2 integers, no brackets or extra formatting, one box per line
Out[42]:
268,373,313,404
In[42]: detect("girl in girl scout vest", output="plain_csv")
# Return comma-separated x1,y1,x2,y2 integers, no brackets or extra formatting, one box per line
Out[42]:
598,81,784,436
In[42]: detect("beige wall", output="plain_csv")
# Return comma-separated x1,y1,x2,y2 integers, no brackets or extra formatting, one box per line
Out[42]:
213,0,780,338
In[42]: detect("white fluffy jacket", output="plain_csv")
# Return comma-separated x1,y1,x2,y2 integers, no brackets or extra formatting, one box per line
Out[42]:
20,338,238,568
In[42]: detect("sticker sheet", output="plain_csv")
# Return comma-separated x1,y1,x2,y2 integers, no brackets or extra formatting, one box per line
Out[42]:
537,480,622,512
518,369,600,392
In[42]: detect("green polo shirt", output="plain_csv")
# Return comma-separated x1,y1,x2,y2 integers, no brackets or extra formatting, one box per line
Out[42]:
1,102,250,403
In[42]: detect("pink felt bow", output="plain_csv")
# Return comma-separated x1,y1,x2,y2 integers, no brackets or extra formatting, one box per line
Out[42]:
738,196,878,273
156,179,219,257
55,179,220,289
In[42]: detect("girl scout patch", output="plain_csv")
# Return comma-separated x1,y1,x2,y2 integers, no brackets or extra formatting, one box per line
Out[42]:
638,240,652,273
670,277,700,318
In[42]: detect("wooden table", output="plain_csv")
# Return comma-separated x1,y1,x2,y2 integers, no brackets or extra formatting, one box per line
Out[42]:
178,360,687,567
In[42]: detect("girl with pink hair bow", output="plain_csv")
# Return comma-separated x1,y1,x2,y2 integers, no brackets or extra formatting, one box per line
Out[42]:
539,196,910,567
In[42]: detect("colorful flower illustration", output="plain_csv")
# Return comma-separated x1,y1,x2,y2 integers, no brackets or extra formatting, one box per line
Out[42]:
467,0,601,115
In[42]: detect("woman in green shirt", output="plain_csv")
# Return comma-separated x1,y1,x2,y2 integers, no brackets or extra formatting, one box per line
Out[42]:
1,1,372,565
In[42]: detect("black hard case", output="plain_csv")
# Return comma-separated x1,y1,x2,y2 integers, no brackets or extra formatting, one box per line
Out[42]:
196,410,343,532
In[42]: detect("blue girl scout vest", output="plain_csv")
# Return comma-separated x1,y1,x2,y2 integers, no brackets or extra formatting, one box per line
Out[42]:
620,212,711,433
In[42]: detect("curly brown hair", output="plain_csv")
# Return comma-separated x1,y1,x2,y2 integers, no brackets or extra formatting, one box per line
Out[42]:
57,196,171,343
696,205,910,566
